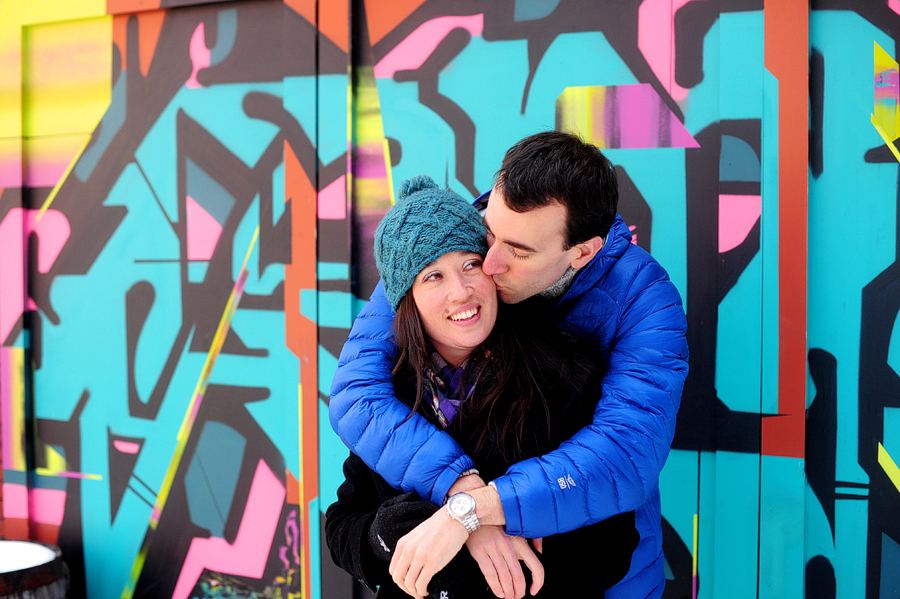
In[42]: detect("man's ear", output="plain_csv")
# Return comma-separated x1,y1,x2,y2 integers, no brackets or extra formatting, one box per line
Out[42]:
569,236,604,268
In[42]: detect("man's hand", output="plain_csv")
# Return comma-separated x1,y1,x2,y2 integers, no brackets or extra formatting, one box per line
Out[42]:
466,526,544,599
389,508,468,598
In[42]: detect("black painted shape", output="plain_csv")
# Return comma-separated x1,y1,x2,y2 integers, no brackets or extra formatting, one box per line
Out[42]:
126,281,190,420
34,391,90,599
661,516,693,599
133,384,281,599
675,121,766,454
107,429,146,523
673,0,718,89
810,48,824,178
718,217,759,302
806,348,838,537
805,555,836,599
859,254,900,598
394,27,479,198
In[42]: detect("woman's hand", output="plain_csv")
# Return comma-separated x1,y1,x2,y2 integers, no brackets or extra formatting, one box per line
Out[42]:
389,508,468,598
466,527,544,598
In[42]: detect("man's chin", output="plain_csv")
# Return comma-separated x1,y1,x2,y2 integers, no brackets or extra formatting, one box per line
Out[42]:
497,289,524,304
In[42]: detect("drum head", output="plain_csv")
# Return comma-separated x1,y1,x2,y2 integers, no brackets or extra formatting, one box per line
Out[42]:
0,540,68,596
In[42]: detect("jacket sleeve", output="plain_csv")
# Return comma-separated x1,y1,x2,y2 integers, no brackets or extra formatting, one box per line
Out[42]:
494,261,689,538
324,454,388,590
328,281,477,505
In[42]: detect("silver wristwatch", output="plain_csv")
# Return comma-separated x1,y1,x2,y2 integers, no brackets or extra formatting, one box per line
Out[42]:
446,492,480,533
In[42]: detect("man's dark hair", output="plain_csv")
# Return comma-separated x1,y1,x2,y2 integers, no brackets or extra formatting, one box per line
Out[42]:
495,130,618,248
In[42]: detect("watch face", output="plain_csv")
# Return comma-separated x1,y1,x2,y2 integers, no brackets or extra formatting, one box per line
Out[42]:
448,493,474,516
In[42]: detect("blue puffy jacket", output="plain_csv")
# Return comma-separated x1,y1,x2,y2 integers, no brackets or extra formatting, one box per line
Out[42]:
330,214,689,599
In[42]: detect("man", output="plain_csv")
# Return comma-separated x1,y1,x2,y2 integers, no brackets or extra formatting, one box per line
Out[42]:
330,131,689,599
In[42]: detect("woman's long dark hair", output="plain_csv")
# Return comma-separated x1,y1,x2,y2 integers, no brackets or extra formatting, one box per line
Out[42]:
392,292,599,465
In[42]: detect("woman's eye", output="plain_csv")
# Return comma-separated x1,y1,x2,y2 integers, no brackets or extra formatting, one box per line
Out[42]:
422,271,441,282
463,259,483,271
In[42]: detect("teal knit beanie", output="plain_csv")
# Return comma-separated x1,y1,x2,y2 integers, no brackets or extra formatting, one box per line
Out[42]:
375,175,488,311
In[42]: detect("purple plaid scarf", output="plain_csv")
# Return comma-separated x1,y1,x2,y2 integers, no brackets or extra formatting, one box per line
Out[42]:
423,348,490,429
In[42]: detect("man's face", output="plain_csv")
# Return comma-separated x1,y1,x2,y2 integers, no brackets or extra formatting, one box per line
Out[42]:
482,188,584,304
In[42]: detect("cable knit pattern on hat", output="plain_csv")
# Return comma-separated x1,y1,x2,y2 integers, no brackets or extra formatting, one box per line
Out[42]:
374,175,488,310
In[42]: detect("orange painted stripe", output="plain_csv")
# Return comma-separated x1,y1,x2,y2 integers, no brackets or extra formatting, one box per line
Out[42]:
761,0,807,458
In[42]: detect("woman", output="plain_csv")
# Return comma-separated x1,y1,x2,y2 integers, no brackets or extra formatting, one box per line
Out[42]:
326,176,638,598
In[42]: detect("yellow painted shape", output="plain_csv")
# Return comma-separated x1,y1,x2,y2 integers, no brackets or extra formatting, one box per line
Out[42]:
22,16,112,138
0,0,108,139
878,442,900,494
1,347,26,470
557,86,608,149
44,444,68,473
873,41,900,141
871,114,900,164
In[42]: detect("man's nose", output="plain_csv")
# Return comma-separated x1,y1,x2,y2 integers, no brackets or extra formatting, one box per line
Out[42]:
482,244,506,276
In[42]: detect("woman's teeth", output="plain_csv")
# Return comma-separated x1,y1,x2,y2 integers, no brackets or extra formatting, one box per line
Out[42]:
450,307,479,321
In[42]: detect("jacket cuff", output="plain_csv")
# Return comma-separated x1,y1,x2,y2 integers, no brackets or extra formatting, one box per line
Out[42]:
429,454,477,506
492,475,523,536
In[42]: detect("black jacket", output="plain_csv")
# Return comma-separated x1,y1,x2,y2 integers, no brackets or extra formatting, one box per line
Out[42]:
326,324,640,598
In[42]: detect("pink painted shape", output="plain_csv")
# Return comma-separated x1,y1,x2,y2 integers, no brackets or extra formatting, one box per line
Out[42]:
186,196,223,260
374,14,484,79
608,84,699,149
0,155,23,187
3,482,29,519
318,176,347,220
171,459,287,599
31,488,66,525
113,440,141,454
638,0,707,102
718,194,761,253
890,0,900,15
1,208,71,342
25,160,74,188
186,23,210,89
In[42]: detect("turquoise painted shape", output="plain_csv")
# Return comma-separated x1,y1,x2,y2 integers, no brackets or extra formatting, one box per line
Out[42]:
606,148,688,309
881,533,900,598
716,251,762,414
318,398,350,510
318,344,339,398
188,260,208,283
317,74,349,167
228,309,301,475
884,407,900,459
309,496,322,599
683,12,764,139
233,195,285,295
272,160,285,225
316,290,352,328
283,76,317,150
658,448,698,567
514,0,560,21
76,71,127,182
186,157,236,225
711,452,759,599
300,289,317,322
760,68,780,416
185,421,246,537
317,262,349,280
720,135,761,182
758,456,805,599
697,451,716,599
209,9,237,66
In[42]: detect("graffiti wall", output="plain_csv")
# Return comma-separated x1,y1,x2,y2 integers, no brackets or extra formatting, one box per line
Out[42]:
0,0,898,598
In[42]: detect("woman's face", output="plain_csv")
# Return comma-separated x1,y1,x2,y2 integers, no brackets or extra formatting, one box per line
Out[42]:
411,251,498,367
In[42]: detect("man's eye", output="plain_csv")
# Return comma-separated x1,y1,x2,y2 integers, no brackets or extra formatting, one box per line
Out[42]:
509,247,529,260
